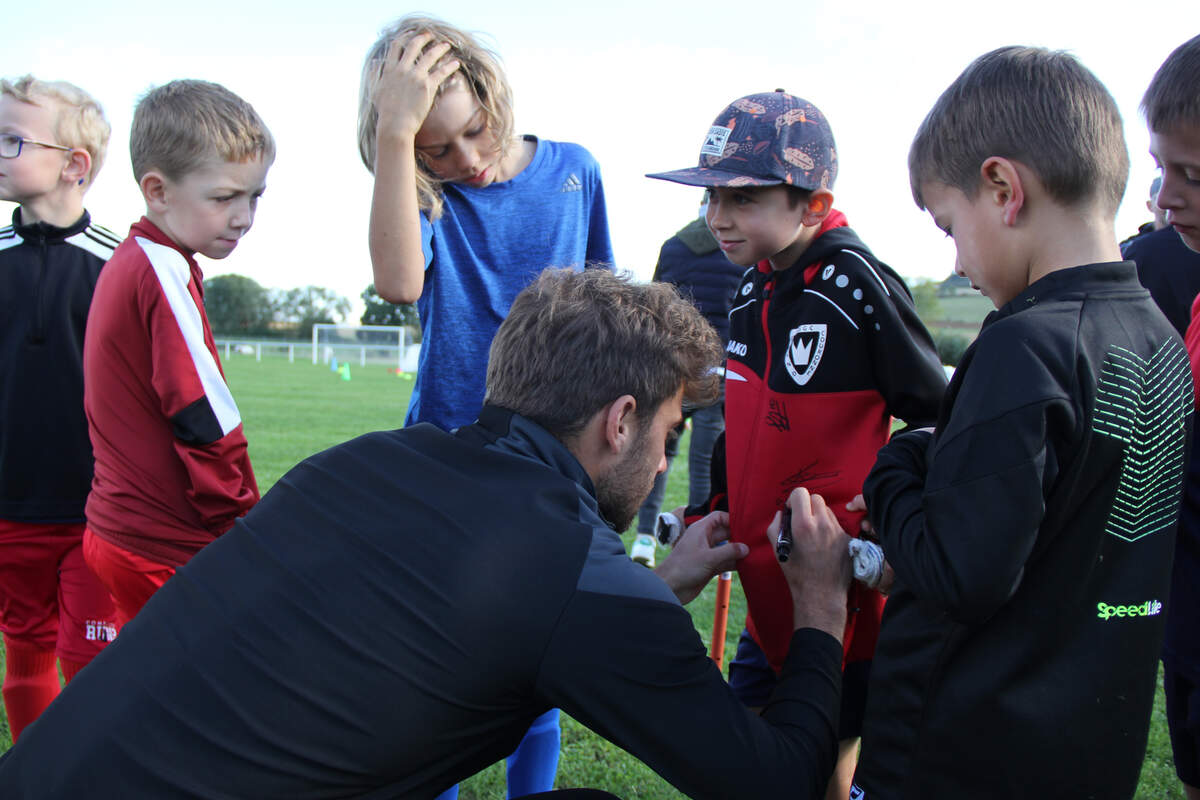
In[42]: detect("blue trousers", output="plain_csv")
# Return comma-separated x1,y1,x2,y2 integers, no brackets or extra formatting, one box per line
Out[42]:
435,708,561,799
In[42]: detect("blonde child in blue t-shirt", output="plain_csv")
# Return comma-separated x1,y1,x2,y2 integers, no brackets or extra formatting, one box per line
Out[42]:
356,14,615,797
358,15,613,433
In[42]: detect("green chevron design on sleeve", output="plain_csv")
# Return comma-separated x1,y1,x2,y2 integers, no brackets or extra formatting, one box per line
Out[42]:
1092,339,1193,542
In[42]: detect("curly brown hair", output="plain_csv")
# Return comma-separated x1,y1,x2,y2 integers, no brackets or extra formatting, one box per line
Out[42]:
485,269,723,442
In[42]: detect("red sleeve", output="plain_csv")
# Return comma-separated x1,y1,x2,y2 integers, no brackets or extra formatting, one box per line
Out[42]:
139,247,259,534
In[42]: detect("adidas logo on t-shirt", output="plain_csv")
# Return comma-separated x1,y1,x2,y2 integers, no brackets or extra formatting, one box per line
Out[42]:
561,174,582,192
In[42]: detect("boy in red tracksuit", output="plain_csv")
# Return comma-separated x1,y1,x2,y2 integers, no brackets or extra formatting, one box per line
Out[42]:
649,90,946,798
82,80,273,624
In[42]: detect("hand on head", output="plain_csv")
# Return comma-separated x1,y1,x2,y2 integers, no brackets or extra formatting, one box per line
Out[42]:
655,511,747,605
373,32,461,140
768,488,851,640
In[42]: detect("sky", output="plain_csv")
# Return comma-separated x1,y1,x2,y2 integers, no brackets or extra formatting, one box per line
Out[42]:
3,0,1193,321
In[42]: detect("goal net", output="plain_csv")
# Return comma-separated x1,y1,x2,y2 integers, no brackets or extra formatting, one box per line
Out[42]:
311,324,416,369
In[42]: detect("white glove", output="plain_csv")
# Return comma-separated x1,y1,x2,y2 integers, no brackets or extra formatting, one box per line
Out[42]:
848,538,886,588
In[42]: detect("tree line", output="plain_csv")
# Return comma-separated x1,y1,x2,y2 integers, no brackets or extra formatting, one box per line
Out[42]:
203,271,970,363
202,274,418,338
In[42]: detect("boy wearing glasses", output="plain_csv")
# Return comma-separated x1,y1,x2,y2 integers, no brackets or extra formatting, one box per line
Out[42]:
80,80,270,626
0,75,122,741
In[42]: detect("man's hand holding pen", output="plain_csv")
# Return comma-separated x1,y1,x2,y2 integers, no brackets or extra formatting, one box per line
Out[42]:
767,487,852,642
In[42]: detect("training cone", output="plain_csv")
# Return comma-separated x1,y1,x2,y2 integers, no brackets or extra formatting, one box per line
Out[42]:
339,363,351,381
330,357,338,372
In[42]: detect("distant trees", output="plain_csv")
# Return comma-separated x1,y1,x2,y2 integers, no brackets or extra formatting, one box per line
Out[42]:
360,284,419,328
932,330,971,366
202,276,428,340
203,274,351,338
204,274,274,336
907,275,990,368
271,286,352,335
908,278,943,321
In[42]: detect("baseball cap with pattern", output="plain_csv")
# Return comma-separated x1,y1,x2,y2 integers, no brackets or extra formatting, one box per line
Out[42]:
647,90,837,191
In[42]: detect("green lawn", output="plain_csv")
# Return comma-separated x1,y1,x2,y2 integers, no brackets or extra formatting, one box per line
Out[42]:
931,292,995,325
0,354,1184,798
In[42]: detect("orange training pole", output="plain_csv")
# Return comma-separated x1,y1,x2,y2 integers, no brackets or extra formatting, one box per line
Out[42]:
710,572,733,666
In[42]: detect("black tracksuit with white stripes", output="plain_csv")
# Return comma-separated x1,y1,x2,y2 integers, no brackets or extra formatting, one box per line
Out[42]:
0,209,119,522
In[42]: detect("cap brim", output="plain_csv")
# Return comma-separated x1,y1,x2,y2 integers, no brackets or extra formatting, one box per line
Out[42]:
645,167,783,188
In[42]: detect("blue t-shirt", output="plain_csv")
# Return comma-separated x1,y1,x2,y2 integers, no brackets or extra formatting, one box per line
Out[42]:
407,137,614,430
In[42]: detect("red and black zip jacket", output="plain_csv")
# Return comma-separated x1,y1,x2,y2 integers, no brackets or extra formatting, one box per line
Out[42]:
695,211,946,672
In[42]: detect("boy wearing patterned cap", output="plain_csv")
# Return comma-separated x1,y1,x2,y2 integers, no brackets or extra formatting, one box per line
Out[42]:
648,90,946,798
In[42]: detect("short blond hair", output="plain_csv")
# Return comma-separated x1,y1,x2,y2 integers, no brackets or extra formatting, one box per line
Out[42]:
358,15,515,221
131,79,275,182
1,75,110,187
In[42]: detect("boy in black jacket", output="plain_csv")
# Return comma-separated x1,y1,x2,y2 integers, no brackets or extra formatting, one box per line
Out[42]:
0,75,121,740
852,47,1194,800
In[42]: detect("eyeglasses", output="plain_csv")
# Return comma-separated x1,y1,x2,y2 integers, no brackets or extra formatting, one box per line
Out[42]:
0,133,74,159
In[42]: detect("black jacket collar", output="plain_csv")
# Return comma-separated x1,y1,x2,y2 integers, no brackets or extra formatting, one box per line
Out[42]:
988,261,1140,327
11,207,91,243
469,405,598,500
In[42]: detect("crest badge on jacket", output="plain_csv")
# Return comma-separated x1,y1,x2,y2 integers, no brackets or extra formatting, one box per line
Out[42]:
786,323,826,385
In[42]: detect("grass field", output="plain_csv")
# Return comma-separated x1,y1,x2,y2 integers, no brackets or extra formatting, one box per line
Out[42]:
0,353,1185,798
930,292,996,325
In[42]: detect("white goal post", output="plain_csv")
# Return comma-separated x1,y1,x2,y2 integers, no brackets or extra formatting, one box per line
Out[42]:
311,323,413,369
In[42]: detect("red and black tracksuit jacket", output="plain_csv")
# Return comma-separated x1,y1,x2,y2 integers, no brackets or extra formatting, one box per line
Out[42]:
692,211,947,673
83,218,258,567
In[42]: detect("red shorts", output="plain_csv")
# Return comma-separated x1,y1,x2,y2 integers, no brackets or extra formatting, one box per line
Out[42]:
82,528,176,626
0,518,120,662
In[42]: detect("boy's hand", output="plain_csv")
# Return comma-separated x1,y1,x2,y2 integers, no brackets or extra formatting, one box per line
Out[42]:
768,488,851,641
373,32,461,141
655,512,747,605
846,494,876,540
846,494,895,593
878,560,896,595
